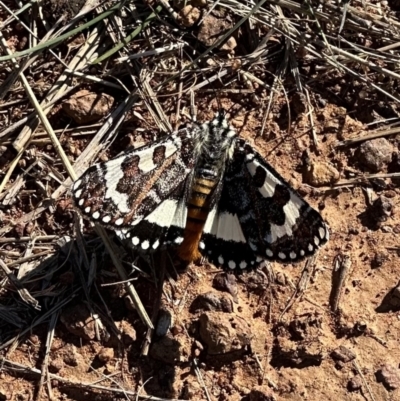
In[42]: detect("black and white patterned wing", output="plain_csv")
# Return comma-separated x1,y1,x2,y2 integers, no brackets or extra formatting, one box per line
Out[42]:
199,139,329,270
114,179,190,251
72,128,195,230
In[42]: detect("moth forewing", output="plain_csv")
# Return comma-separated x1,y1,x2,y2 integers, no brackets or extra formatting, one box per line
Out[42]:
72,128,196,230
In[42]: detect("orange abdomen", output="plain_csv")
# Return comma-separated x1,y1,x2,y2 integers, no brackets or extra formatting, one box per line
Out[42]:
178,178,216,262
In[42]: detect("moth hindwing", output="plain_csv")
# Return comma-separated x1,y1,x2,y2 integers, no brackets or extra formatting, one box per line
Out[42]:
73,113,329,270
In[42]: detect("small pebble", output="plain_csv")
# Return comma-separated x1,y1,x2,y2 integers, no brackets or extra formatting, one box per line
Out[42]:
304,161,340,187
347,376,362,392
371,252,387,269
98,347,114,363
355,138,393,173
376,364,400,390
331,346,356,363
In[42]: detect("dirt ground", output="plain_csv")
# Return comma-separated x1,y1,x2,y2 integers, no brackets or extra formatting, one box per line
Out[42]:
1,1,400,401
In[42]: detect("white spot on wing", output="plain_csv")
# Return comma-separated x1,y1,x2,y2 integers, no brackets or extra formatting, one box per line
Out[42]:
141,240,150,250
85,207,91,213
115,218,124,226
239,261,247,269
78,199,84,206
132,237,139,246
300,249,305,256
199,241,205,249
92,211,100,219
152,240,160,249
102,215,111,223
308,243,313,252
228,260,236,269
266,249,273,257
289,251,296,259
74,189,82,198
249,241,257,251
278,252,286,260
314,236,320,246
174,236,183,244
218,256,224,265
131,217,142,226
319,226,325,239
73,179,82,190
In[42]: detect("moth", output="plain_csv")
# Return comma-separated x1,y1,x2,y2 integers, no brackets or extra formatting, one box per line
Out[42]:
72,112,329,270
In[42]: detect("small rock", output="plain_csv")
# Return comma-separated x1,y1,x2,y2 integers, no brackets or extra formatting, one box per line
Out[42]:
347,376,362,392
178,5,200,27
304,161,340,187
60,304,96,340
381,225,393,233
213,273,238,302
384,190,396,198
369,196,393,226
150,335,182,364
199,312,252,355
197,15,237,52
393,224,400,234
371,252,387,269
117,320,136,345
98,347,114,363
244,270,270,293
62,344,83,367
248,385,276,401
376,364,400,390
171,325,183,335
190,292,233,313
355,138,393,173
353,321,367,334
62,89,114,124
371,178,388,191
331,346,356,363
49,358,64,373
156,309,173,337
389,286,400,307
